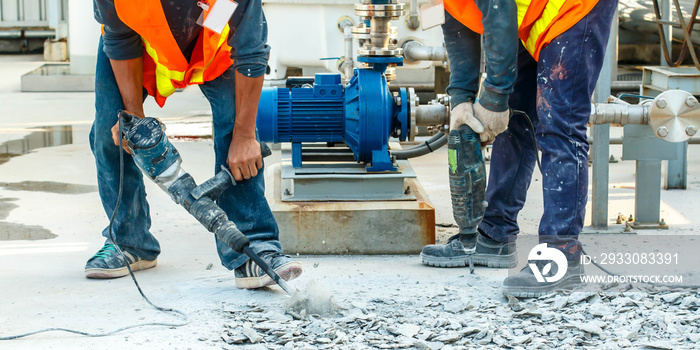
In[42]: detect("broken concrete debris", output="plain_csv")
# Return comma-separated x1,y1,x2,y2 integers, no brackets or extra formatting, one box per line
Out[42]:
219,287,700,349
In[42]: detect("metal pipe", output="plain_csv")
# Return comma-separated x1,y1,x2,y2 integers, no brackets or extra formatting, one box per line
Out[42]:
344,25,354,83
370,17,392,49
587,137,700,145
402,40,447,62
406,0,420,30
589,103,649,126
0,29,55,38
415,103,449,126
611,81,642,91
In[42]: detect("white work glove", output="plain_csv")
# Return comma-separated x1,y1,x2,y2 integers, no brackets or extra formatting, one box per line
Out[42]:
450,102,510,143
450,102,483,134
473,102,510,143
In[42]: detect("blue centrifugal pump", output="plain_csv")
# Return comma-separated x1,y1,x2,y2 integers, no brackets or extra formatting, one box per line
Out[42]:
255,0,451,172
256,66,412,172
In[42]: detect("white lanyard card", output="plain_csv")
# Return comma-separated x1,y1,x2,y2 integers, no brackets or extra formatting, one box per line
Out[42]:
420,0,445,30
197,0,238,34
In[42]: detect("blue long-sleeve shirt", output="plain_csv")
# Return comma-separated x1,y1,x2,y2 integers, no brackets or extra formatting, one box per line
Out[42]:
442,0,518,112
93,0,270,78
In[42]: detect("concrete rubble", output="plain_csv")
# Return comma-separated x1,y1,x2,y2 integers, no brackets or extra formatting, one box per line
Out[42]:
217,285,700,349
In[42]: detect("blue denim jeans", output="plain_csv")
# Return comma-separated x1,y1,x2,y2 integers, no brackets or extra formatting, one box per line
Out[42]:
89,38,281,269
476,0,618,259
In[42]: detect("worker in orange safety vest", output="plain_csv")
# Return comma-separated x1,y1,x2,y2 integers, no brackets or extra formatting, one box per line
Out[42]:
421,0,618,298
86,0,302,289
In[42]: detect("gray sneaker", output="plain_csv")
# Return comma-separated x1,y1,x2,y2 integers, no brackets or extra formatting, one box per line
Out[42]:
85,243,157,279
234,251,303,289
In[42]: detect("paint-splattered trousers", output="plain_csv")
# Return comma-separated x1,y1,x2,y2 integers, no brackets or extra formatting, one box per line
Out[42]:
477,0,618,258
89,37,281,270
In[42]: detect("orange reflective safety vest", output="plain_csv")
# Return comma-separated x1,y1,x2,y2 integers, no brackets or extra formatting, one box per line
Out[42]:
444,0,597,60
112,0,234,107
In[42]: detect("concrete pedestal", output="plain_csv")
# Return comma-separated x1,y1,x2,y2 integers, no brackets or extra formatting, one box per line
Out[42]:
267,164,436,254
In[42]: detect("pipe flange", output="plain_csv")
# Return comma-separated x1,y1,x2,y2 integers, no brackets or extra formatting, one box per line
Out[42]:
352,26,371,37
355,3,406,18
408,87,419,141
353,34,398,42
649,90,700,143
352,25,398,40
357,12,405,20
361,28,398,40
358,48,403,56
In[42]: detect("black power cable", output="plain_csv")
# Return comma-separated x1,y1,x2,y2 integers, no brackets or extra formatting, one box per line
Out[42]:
392,131,448,159
0,117,189,341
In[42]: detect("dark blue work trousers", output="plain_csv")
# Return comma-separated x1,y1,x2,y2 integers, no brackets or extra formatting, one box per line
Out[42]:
478,0,618,258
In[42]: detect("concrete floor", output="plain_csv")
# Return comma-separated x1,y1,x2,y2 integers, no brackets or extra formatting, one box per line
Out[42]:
1,55,700,349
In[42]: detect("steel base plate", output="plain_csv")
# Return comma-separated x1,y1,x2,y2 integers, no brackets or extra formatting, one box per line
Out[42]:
280,148,417,201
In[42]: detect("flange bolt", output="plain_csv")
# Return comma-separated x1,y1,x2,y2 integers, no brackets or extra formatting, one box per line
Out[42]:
657,126,669,138
656,98,667,109
686,125,697,137
686,96,697,107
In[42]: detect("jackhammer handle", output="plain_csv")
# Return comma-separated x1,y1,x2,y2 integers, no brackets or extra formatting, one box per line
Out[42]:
260,142,272,158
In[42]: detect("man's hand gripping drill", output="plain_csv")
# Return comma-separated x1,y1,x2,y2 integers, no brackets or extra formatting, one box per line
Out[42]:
117,110,295,294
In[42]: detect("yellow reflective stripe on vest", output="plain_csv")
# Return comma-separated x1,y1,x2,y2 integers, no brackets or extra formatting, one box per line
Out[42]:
515,0,531,28
524,0,567,55
191,70,205,84
141,24,231,97
192,25,231,84
142,38,184,98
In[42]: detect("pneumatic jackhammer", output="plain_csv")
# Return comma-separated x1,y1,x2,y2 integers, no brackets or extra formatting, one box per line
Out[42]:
117,110,294,294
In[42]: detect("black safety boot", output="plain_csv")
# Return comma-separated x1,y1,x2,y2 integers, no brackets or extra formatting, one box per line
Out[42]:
503,258,585,298
472,232,518,268
420,233,477,267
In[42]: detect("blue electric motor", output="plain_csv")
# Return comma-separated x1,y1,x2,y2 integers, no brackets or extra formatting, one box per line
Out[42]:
256,68,411,172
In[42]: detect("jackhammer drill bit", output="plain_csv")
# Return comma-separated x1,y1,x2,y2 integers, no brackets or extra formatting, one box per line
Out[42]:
117,110,295,295
448,125,487,274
